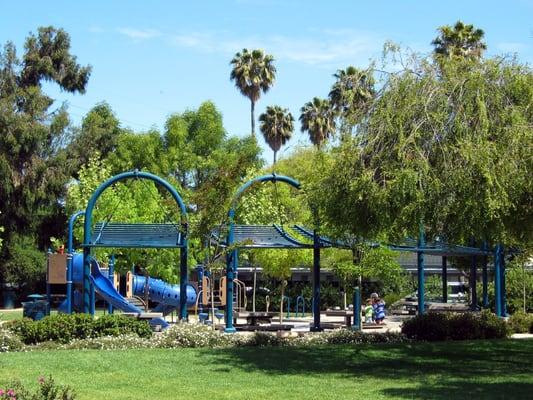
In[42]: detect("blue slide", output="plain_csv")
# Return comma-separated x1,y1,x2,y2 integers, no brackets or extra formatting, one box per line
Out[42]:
60,253,197,316
89,258,142,313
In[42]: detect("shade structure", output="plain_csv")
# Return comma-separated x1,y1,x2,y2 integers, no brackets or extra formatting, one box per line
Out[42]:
212,224,313,249
86,222,185,248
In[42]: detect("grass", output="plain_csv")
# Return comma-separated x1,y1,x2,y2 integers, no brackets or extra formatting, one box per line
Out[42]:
0,339,532,399
0,308,113,322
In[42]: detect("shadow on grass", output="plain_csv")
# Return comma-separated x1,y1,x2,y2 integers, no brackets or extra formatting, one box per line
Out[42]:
197,339,533,399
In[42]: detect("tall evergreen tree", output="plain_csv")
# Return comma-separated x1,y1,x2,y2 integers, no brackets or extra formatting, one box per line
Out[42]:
259,105,294,164
230,49,276,137
299,97,336,148
0,26,91,288
432,21,487,60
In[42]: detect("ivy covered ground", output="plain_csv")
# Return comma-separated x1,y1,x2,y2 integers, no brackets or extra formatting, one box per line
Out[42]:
1,339,532,399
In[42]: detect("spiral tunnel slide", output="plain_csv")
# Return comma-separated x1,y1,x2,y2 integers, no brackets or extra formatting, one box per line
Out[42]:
60,253,197,316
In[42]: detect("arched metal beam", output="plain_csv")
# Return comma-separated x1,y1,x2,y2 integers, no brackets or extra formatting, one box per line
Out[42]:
82,170,188,316
225,173,301,333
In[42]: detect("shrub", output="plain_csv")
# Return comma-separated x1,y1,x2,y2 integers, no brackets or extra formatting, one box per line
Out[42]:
7,314,152,345
0,328,24,352
153,323,230,348
1,376,76,400
507,312,533,334
92,315,152,338
401,311,508,341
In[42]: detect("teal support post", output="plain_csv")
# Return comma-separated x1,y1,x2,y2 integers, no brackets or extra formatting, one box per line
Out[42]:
67,211,84,314
107,255,115,314
282,296,291,318
46,248,52,315
83,247,91,314
470,239,478,311
494,244,502,316
501,250,507,316
352,287,361,331
442,256,448,303
482,242,489,309
295,296,305,317
311,229,322,331
224,210,237,333
417,226,425,314
89,281,95,315
179,229,188,321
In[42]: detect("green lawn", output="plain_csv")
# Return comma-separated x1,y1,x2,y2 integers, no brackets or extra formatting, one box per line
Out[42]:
1,339,532,400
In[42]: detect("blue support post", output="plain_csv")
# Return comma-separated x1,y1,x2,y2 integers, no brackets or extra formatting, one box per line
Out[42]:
67,211,84,314
470,239,478,311
46,248,52,315
224,210,237,333
494,244,502,317
180,227,189,321
501,249,507,316
442,256,448,303
311,229,322,331
89,281,95,315
83,247,92,314
352,287,361,331
107,255,115,314
482,242,489,309
417,225,425,315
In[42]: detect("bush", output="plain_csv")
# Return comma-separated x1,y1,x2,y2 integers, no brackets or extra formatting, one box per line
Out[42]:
0,328,24,352
401,311,508,341
153,323,231,348
1,376,76,400
507,312,533,334
7,314,152,345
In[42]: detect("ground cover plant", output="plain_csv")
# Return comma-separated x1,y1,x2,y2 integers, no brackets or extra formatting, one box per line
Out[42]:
0,340,531,399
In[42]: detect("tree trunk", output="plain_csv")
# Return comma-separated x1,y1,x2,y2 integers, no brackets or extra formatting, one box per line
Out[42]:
273,150,277,165
343,283,347,310
251,100,255,137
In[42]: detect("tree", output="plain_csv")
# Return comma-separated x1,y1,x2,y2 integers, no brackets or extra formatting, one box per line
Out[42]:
299,97,336,148
313,46,533,258
68,102,122,172
432,21,487,60
329,66,375,134
258,105,294,164
230,49,276,137
0,26,91,287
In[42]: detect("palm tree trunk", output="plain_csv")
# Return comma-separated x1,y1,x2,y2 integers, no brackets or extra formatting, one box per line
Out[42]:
273,150,277,165
251,100,255,137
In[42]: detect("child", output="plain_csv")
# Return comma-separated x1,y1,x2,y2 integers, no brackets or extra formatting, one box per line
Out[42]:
364,299,374,324
373,297,386,324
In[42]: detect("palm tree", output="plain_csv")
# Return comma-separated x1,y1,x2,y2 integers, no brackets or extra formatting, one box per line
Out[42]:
431,21,486,60
299,97,336,148
259,105,294,164
329,66,375,117
230,49,276,137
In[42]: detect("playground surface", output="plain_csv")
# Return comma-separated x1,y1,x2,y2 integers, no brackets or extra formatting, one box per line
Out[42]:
1,339,532,400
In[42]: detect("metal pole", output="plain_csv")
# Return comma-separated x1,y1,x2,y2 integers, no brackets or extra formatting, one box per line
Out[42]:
67,211,84,314
482,242,488,309
46,248,52,316
224,210,237,333
494,244,502,317
417,225,425,315
311,229,322,331
180,225,189,321
108,254,115,314
501,248,507,316
442,256,447,303
470,239,477,311
352,287,361,331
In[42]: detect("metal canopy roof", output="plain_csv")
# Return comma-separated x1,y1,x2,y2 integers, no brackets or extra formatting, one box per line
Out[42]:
213,224,313,249
293,225,491,257
85,222,185,249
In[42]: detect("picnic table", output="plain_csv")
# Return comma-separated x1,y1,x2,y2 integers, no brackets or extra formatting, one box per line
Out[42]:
325,310,354,327
235,311,277,326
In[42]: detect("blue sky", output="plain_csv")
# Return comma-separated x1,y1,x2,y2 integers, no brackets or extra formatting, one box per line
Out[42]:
2,0,532,162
